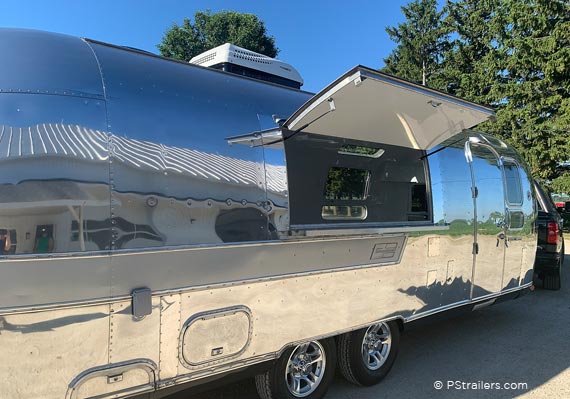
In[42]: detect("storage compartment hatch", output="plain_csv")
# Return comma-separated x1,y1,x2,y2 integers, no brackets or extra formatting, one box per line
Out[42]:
180,306,252,368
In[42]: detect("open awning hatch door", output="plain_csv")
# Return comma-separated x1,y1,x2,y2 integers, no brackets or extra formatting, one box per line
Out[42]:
283,66,494,150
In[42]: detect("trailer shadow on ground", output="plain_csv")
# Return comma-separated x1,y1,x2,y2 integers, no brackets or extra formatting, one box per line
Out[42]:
174,250,570,399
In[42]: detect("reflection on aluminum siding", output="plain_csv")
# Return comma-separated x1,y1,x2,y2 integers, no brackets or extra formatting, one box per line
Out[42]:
469,144,505,296
0,121,294,252
86,42,310,249
427,142,475,303
0,92,110,255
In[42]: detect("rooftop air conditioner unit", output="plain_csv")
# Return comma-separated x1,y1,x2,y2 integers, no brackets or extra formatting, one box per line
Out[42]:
190,43,304,89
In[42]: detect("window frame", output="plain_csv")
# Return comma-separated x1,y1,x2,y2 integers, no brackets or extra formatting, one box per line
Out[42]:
283,132,434,230
501,157,524,207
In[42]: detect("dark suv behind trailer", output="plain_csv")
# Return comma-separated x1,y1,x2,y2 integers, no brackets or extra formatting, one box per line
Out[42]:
534,181,564,290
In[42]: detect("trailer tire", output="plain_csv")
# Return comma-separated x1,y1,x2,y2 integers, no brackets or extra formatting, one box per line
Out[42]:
337,320,400,386
255,338,336,399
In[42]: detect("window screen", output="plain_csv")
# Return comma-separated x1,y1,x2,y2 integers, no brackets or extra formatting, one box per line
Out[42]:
503,161,523,205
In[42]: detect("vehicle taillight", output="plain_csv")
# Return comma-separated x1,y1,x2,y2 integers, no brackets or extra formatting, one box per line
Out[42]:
547,222,559,245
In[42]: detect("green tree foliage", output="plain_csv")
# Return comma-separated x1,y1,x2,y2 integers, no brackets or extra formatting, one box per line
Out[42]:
488,0,570,182
385,0,570,186
441,0,505,102
551,174,570,195
158,10,278,61
383,0,449,87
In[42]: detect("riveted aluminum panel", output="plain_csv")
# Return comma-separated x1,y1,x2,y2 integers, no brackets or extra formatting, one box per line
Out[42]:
0,305,110,399
0,92,111,308
86,41,311,251
108,297,161,365
0,28,104,98
159,294,182,380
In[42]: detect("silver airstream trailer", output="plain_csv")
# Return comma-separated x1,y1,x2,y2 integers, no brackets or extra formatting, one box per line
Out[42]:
0,29,536,399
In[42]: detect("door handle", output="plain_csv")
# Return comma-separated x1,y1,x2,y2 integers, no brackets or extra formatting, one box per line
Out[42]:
496,233,508,248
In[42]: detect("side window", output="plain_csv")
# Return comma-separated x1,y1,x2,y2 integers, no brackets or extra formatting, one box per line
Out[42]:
503,160,523,205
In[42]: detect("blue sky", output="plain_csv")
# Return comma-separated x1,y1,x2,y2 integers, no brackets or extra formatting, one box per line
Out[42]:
0,0,412,93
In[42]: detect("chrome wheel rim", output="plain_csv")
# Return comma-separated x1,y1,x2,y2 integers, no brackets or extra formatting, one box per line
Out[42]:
285,341,326,397
361,322,391,371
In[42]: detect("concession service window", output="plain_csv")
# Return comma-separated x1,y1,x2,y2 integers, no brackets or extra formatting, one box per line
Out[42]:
227,66,494,232
284,133,430,228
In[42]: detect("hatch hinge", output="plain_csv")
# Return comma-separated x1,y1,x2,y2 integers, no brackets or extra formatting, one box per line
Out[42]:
472,186,478,198
472,242,479,255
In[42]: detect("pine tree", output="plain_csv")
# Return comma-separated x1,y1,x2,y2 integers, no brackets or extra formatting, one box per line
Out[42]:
383,0,449,88
387,0,570,184
440,0,505,102
487,0,570,181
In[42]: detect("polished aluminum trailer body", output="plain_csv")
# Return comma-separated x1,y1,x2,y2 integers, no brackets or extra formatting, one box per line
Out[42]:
0,29,536,399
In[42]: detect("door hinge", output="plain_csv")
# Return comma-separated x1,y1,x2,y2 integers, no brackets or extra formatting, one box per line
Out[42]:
472,186,478,198
472,242,479,255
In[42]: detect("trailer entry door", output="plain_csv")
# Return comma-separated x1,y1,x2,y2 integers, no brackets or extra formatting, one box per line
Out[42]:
466,142,506,298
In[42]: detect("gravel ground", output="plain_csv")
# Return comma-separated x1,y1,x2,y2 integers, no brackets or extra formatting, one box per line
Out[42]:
168,241,570,399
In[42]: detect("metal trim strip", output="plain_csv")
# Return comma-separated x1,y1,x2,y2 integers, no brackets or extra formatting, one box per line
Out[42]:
66,358,157,399
0,232,408,262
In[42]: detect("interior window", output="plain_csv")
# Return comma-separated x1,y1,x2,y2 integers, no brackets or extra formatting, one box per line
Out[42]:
338,144,384,158
322,167,370,220
324,167,370,201
411,184,428,212
322,205,367,220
